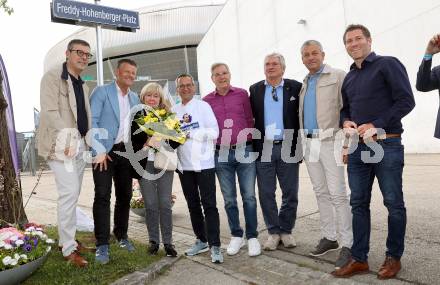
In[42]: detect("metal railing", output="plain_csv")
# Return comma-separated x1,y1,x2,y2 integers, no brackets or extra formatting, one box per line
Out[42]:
22,134,37,176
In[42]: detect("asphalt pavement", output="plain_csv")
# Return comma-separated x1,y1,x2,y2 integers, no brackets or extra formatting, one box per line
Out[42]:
21,154,440,285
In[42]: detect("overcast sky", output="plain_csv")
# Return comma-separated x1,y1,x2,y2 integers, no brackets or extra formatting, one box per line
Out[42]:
0,0,183,132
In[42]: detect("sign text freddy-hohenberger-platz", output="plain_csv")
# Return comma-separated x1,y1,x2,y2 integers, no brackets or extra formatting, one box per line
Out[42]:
51,0,139,32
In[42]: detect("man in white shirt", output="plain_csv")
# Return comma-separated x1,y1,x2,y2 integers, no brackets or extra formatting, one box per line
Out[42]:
90,59,140,264
172,74,223,263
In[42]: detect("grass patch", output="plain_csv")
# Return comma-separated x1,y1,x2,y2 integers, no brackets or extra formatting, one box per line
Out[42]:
23,227,163,285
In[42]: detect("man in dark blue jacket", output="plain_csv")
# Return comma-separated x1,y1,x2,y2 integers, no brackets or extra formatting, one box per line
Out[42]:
416,33,440,139
332,24,415,280
249,53,302,251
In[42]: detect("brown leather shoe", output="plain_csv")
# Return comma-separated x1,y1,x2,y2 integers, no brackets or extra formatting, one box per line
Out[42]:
377,256,401,279
64,250,88,267
58,240,96,253
332,257,369,278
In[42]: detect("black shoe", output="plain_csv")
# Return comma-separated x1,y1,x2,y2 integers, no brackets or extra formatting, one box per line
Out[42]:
309,238,339,256
335,247,352,269
148,241,159,255
164,244,177,257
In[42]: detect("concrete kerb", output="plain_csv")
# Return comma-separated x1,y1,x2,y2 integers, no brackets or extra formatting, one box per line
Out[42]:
111,255,183,285
186,255,260,285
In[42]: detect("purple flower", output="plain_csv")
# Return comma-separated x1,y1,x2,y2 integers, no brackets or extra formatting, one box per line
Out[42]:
24,236,30,241
23,243,32,252
33,238,38,247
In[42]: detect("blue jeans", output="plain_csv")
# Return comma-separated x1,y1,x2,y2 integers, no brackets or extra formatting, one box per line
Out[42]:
256,144,299,235
215,144,258,239
348,138,406,262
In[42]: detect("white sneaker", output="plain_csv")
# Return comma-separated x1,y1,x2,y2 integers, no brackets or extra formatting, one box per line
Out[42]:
263,234,280,251
280,233,296,248
247,238,261,257
226,236,245,256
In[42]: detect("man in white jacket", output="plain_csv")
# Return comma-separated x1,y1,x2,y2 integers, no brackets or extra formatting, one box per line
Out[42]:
298,40,352,269
172,74,223,263
37,39,93,267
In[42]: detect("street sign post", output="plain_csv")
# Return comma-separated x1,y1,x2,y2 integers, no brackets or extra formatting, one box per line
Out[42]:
51,0,140,85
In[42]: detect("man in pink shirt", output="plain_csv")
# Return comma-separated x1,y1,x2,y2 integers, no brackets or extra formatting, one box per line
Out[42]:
204,63,261,257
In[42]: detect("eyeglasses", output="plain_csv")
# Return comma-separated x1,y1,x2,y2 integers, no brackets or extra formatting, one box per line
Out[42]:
70,49,93,59
177,84,194,89
271,87,278,102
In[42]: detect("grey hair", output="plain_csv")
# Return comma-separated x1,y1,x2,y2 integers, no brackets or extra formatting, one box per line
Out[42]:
264,53,286,70
210,62,230,74
175,73,195,87
300,40,324,54
67,39,90,51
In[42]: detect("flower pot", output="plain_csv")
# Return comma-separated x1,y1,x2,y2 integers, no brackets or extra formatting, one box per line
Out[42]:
0,252,49,285
130,208,145,217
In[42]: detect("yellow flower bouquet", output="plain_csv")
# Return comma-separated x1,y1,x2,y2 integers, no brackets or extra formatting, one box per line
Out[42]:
134,106,186,144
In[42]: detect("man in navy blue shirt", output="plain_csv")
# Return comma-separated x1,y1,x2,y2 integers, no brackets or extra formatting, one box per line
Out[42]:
332,24,415,280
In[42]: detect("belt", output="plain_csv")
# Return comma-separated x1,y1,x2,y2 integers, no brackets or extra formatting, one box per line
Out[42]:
216,141,252,150
112,142,125,151
359,133,401,144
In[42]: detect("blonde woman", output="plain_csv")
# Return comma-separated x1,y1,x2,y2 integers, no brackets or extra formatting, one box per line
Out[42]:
131,83,180,257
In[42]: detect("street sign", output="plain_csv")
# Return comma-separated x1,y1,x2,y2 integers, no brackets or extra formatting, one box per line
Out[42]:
51,0,140,86
51,0,140,32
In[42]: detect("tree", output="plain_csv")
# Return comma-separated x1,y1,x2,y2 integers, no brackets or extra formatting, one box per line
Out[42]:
0,0,13,15
0,68,27,225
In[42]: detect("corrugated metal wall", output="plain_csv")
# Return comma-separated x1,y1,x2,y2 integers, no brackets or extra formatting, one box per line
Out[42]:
43,0,225,72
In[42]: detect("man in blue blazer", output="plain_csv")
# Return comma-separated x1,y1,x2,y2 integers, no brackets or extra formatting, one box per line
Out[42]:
416,33,440,139
90,58,140,264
